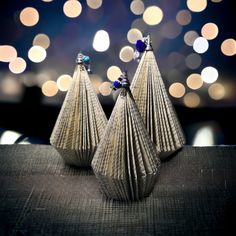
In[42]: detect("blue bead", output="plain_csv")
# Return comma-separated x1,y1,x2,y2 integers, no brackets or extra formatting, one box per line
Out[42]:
136,40,146,53
113,80,122,89
83,56,90,64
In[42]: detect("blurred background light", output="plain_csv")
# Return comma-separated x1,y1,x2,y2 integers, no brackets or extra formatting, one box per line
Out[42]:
107,66,122,82
57,74,72,92
93,30,110,52
42,0,54,2
143,6,163,25
127,28,143,44
42,80,58,97
169,82,186,98
208,83,225,100
0,75,22,96
184,31,199,46
63,0,82,18
33,34,50,49
176,9,192,26
131,18,147,32
19,7,39,27
119,46,134,62
28,46,47,63
0,130,22,144
193,126,214,146
130,0,145,15
186,73,203,90
9,57,27,74
99,82,112,96
90,74,103,94
187,0,207,13
161,20,182,39
193,37,209,54
0,46,17,63
185,53,202,69
201,66,218,84
86,0,103,10
184,92,200,108
201,23,219,40
21,72,38,87
221,39,236,56
211,0,223,2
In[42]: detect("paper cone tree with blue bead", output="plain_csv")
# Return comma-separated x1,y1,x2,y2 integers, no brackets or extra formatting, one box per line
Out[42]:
50,52,107,167
131,35,185,160
92,72,161,201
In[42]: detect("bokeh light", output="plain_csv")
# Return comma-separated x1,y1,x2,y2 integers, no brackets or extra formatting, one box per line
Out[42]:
130,0,145,15
185,53,202,69
107,66,122,82
127,28,143,44
184,92,201,108
184,31,199,46
57,74,72,92
9,57,27,74
201,66,218,84
131,18,147,32
99,82,112,96
42,80,58,97
90,74,103,94
201,23,219,40
143,6,163,26
193,37,209,54
161,20,182,39
208,83,225,100
167,52,184,67
63,0,82,18
42,0,53,2
19,7,39,27
86,0,102,9
176,10,192,26
21,72,38,87
36,72,51,87
169,82,186,98
211,0,222,2
0,76,22,96
187,0,207,13
221,39,236,56
0,45,17,62
119,46,134,62
93,30,110,52
28,46,47,63
186,73,203,90
33,34,50,49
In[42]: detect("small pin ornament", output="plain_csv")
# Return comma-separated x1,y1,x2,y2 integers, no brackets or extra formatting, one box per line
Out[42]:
92,71,160,201
133,35,153,62
76,52,92,73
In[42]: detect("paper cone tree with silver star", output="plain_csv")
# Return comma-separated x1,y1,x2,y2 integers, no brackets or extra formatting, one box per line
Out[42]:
92,72,161,201
50,53,107,167
131,35,185,160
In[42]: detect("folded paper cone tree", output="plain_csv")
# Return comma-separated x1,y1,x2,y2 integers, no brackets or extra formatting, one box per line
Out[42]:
50,53,107,167
92,73,161,201
131,35,185,160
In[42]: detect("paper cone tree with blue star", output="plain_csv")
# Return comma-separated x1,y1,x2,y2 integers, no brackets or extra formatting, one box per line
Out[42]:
92,72,160,201
131,35,185,160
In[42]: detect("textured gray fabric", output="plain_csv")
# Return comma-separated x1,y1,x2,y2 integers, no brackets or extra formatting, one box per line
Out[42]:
0,145,236,235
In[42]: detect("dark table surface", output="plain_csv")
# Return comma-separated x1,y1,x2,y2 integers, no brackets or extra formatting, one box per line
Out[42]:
0,145,236,236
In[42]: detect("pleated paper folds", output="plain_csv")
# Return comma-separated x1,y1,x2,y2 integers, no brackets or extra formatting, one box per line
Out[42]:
130,49,185,160
92,89,160,201
50,62,107,167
